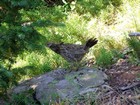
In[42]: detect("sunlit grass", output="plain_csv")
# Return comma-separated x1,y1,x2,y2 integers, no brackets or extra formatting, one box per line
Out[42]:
14,0,140,77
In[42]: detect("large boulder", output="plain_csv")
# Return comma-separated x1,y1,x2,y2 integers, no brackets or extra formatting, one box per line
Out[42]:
12,67,108,104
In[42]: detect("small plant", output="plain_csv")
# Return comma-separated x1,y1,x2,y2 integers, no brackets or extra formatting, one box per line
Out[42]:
6,89,37,105
95,47,113,67
127,37,140,60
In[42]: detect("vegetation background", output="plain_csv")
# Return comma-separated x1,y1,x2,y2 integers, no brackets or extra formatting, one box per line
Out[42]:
0,0,140,104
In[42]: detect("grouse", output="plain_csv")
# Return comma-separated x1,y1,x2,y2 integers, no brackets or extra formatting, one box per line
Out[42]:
46,38,98,63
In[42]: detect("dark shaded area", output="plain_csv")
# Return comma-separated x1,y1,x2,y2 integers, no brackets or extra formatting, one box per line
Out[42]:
33,91,41,105
44,0,74,6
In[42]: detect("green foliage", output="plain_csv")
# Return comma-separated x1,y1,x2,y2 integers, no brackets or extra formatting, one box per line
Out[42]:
0,0,47,63
0,0,50,95
0,65,16,94
0,25,45,63
0,0,42,24
44,0,74,6
25,52,52,75
127,37,140,60
57,13,88,43
75,0,122,16
0,0,67,89
95,47,113,67
6,89,37,105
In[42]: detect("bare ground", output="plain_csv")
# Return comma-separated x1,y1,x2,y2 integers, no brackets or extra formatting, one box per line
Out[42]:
99,58,140,105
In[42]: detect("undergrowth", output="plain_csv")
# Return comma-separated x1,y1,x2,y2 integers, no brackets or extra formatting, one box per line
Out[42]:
11,0,140,79
127,37,140,63
1,0,140,103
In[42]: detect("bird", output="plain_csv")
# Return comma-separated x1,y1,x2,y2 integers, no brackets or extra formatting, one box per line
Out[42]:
46,38,98,63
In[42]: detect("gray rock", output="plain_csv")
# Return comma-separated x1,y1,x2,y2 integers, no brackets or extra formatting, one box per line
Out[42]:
12,67,108,104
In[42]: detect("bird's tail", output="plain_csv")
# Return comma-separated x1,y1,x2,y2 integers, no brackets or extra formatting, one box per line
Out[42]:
85,38,98,49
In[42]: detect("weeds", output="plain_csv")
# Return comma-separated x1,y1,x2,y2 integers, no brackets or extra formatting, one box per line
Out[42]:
95,47,113,67
127,37,140,61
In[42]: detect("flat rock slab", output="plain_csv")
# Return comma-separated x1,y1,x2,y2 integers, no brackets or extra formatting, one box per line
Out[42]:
12,67,108,104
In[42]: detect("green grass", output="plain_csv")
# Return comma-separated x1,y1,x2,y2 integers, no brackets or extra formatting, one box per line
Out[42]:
9,0,140,81
127,37,140,62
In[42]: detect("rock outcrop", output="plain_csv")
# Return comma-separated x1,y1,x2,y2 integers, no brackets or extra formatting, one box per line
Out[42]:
12,67,108,104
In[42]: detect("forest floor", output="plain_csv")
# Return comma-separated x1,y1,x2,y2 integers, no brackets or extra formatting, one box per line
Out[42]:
100,58,140,105
0,58,140,105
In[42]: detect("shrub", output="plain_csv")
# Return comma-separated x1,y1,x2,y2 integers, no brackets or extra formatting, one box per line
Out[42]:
127,37,140,60
95,47,114,67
